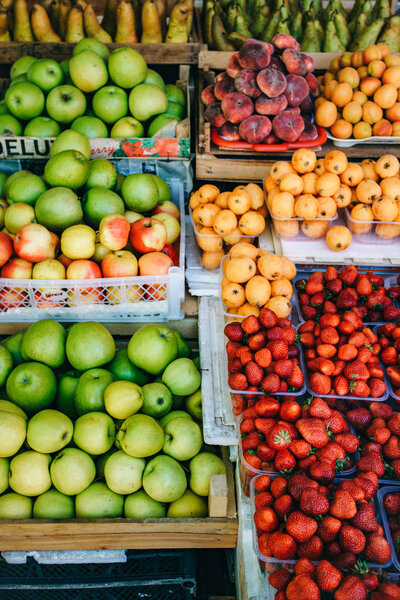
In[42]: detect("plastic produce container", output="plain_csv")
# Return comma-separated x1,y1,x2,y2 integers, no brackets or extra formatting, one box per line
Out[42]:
345,207,400,245
377,485,400,571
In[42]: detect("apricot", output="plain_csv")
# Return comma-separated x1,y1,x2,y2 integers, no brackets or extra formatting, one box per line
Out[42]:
329,56,341,73
291,148,316,174
361,159,378,181
393,121,400,136
294,194,318,219
376,154,400,178
324,79,339,100
213,209,237,235
363,45,382,65
325,225,352,251
382,65,400,88
257,253,284,280
315,158,326,176
315,101,337,128
197,227,223,252
229,242,259,260
317,196,337,218
324,72,336,84
385,54,400,67
225,256,257,283
331,82,353,107
315,97,328,109
223,227,249,245
265,295,291,318
239,211,266,236
350,204,374,234
215,191,230,209
380,177,400,200
373,119,393,136
245,275,271,307
368,60,386,79
333,184,352,207
316,173,341,196
270,192,295,218
301,220,329,238
237,303,260,317
268,187,279,202
330,119,353,139
324,150,348,174
222,282,246,308
270,161,296,184
198,184,220,203
281,256,296,280
360,77,381,96
362,101,383,124
372,196,398,222
245,183,264,210
192,203,221,227
353,90,368,105
386,102,400,121
201,249,224,270
357,66,368,80
351,51,364,68
377,43,391,58
302,172,318,194
374,84,397,109
353,121,372,139
340,52,353,68
258,205,268,218
228,188,252,215
338,67,360,89
342,101,363,124
340,163,364,187
190,192,200,210
279,173,304,195
356,179,382,204
272,219,299,238
264,175,277,193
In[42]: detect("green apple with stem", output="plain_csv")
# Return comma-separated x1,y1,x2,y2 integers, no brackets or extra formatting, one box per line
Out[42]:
117,414,164,458
50,447,96,495
73,411,115,455
104,380,143,420
127,325,178,375
143,455,187,503
163,417,203,461
44,150,89,190
27,59,64,92
104,450,145,495
76,482,124,518
92,86,128,124
9,451,51,496
74,368,114,415
33,489,75,519
141,382,172,419
46,85,86,124
27,409,73,454
5,82,45,120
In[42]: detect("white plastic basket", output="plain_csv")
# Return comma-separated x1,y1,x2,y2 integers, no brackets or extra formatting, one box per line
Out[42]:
0,179,185,322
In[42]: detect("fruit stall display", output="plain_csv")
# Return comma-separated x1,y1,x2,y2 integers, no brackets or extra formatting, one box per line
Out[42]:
0,149,185,320
0,45,190,160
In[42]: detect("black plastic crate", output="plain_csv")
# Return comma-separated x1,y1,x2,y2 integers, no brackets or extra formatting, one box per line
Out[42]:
0,550,196,600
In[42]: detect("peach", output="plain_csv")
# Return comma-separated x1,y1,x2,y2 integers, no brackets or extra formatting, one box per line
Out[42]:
315,101,337,128
255,95,287,115
386,102,400,121
204,103,227,128
221,93,254,124
325,80,339,100
392,121,400,136
269,56,285,71
239,115,272,143
238,40,271,71
317,196,337,218
219,122,241,141
354,122,372,139
340,52,353,68
374,84,397,109
330,119,353,139
283,74,309,106
338,67,360,89
214,77,235,100
256,67,287,98
368,60,386,79
272,33,300,51
372,196,398,221
215,191,231,209
352,90,368,105
385,54,400,67
342,101,362,124
201,84,216,106
192,203,220,227
302,55,315,74
360,77,381,96
363,45,382,64
377,43,390,57
215,72,230,82
196,227,223,252
226,53,241,78
305,73,318,95
351,51,364,68
272,110,305,142
300,94,313,113
298,121,318,141
331,82,353,107
372,118,393,136
281,48,307,76
362,101,383,124
235,69,261,98
330,56,341,73
382,66,400,88
357,66,368,79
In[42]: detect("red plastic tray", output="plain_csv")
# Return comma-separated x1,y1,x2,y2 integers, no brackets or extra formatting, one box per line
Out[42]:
211,126,327,152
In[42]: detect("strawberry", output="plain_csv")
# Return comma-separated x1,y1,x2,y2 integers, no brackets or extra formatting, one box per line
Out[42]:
357,346,372,363
259,307,278,329
253,506,278,532
267,340,289,361
288,473,318,501
344,361,370,381
270,476,288,499
361,441,382,455
388,413,400,435
320,326,340,345
240,418,256,434
257,442,276,462
369,378,386,398
305,279,324,295
337,289,359,310
248,333,266,351
309,460,336,484
298,454,317,472
325,410,347,434
294,558,315,575
330,490,357,519
316,343,337,358
286,511,318,542
315,560,342,592
326,278,343,295
289,439,312,459
320,313,341,328
381,346,398,366
273,359,294,379
351,502,379,532
370,402,393,419
357,276,373,296
254,474,271,492
366,272,383,286
337,480,365,502
334,432,359,453
326,541,341,558
324,300,338,314
297,534,324,561
242,429,262,451
255,418,275,436
299,320,316,334
299,292,310,306
334,375,349,396
254,348,272,368
274,494,295,518
241,315,260,335
300,333,315,347
296,418,329,448
254,491,274,508
224,322,244,342
371,427,391,445
261,374,280,393
325,266,339,281
307,357,326,372
357,451,385,478
339,524,366,553
226,340,242,360
277,317,293,328
245,361,264,386
274,448,296,473
277,327,297,346
359,572,378,592
300,487,329,516
384,435,400,459
266,424,292,451
268,531,297,560
308,397,332,419
243,451,262,470
383,492,400,516
286,574,321,600
254,396,279,416
311,292,325,307
353,473,379,500
339,265,358,286
384,304,400,321
310,372,332,395
332,552,357,571
334,575,367,600
346,407,372,430
302,305,317,320
268,568,292,591
351,380,371,397
239,350,253,366
228,373,248,390
320,359,335,376
318,515,342,542
287,365,304,389
228,358,242,374
364,533,391,565
378,583,400,599
242,407,258,419
387,366,400,387
279,399,301,422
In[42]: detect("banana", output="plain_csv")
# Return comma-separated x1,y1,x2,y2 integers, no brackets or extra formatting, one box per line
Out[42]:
83,4,112,42
31,2,61,40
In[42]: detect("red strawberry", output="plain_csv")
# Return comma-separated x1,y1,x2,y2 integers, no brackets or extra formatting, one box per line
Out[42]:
356,451,385,478
337,289,359,310
332,553,357,571
334,432,359,453
325,410,347,433
310,292,325,307
242,407,257,419
325,266,338,281
274,494,295,518
384,304,400,320
240,418,256,434
296,418,329,448
266,340,289,361
388,413,400,435
330,490,357,519
320,326,340,345
300,487,330,516
372,427,391,445
364,533,391,565
286,574,321,600
273,358,294,379
309,397,332,419
287,364,304,388
351,380,371,398
242,431,262,451
245,361,264,385
254,474,271,492
268,568,292,591
248,332,266,351
369,378,386,398
351,502,379,532
326,279,343,295
378,582,400,598
279,399,301,422
305,279,324,295
274,448,296,473
270,476,288,498
320,313,341,328
370,402,393,419
334,375,349,396
255,417,275,436
254,348,272,368
302,305,318,320
224,322,244,341
239,350,253,366
256,442,276,462
384,435,400,459
359,572,378,591
315,560,342,592
320,359,335,376
294,558,315,575
381,346,398,366
226,340,242,360
259,307,278,329
357,275,373,296
261,374,280,393
339,265,358,286
344,361,370,381
316,441,345,465
228,358,242,374
337,480,365,502
254,396,279,416
241,315,260,335
268,531,297,560
286,511,318,542
228,373,248,390
339,524,366,553
288,473,318,501
318,515,342,542
353,473,379,500
254,491,274,508
324,300,337,313
346,407,372,430
253,506,278,532
334,575,367,600
299,320,316,333
266,424,292,451
383,492,400,516
289,439,312,459
297,534,324,561
298,454,317,472
243,450,262,470
310,372,332,395
309,460,336,484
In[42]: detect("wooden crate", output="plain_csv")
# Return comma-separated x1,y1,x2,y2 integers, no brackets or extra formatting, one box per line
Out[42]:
0,320,238,550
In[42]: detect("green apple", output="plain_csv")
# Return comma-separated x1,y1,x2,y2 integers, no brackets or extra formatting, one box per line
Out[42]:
1,332,23,365
141,382,172,419
86,159,117,190
0,399,27,420
3,171,31,198
0,345,13,387
0,410,26,457
124,210,144,224
76,481,124,518
35,187,83,232
82,187,125,228
20,319,66,368
107,348,149,386
0,458,9,494
60,59,69,77
27,409,73,454
6,362,57,413
33,489,75,519
147,115,177,138
73,38,110,61
69,50,108,93
143,455,186,503
10,56,38,79
9,73,27,86
73,411,115,454
129,84,168,122
50,447,96,495
92,86,128,124
50,129,91,160
189,452,226,496
185,389,202,421
96,448,117,478
104,380,143,419
117,414,164,458
66,321,116,371
44,150,90,190
152,175,172,203
108,47,147,89
144,69,166,90
0,114,22,136
5,82,45,120
194,356,200,371
24,116,61,137
46,85,86,124
124,489,166,518
104,450,145,495
128,325,178,375
173,331,191,358
159,410,193,428
74,368,114,415
163,417,203,461
110,116,144,138
56,370,80,418
5,203,36,234
165,101,185,120
121,173,159,213
167,489,207,518
0,493,32,518
27,59,64,92
0,100,8,116
0,172,8,196
71,116,108,138
9,451,51,496
165,84,186,106
6,172,47,206
162,359,201,396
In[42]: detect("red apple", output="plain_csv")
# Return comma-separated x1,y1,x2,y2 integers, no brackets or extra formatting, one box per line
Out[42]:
138,251,173,275
152,201,180,220
1,257,32,279
66,259,102,279
161,243,179,266
130,218,167,254
152,212,180,244
0,232,13,267
47,231,60,259
99,214,130,252
102,250,138,278
14,223,52,263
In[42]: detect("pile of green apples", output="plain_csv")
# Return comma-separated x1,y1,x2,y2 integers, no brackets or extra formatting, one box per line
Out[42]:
0,320,225,520
0,38,186,139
